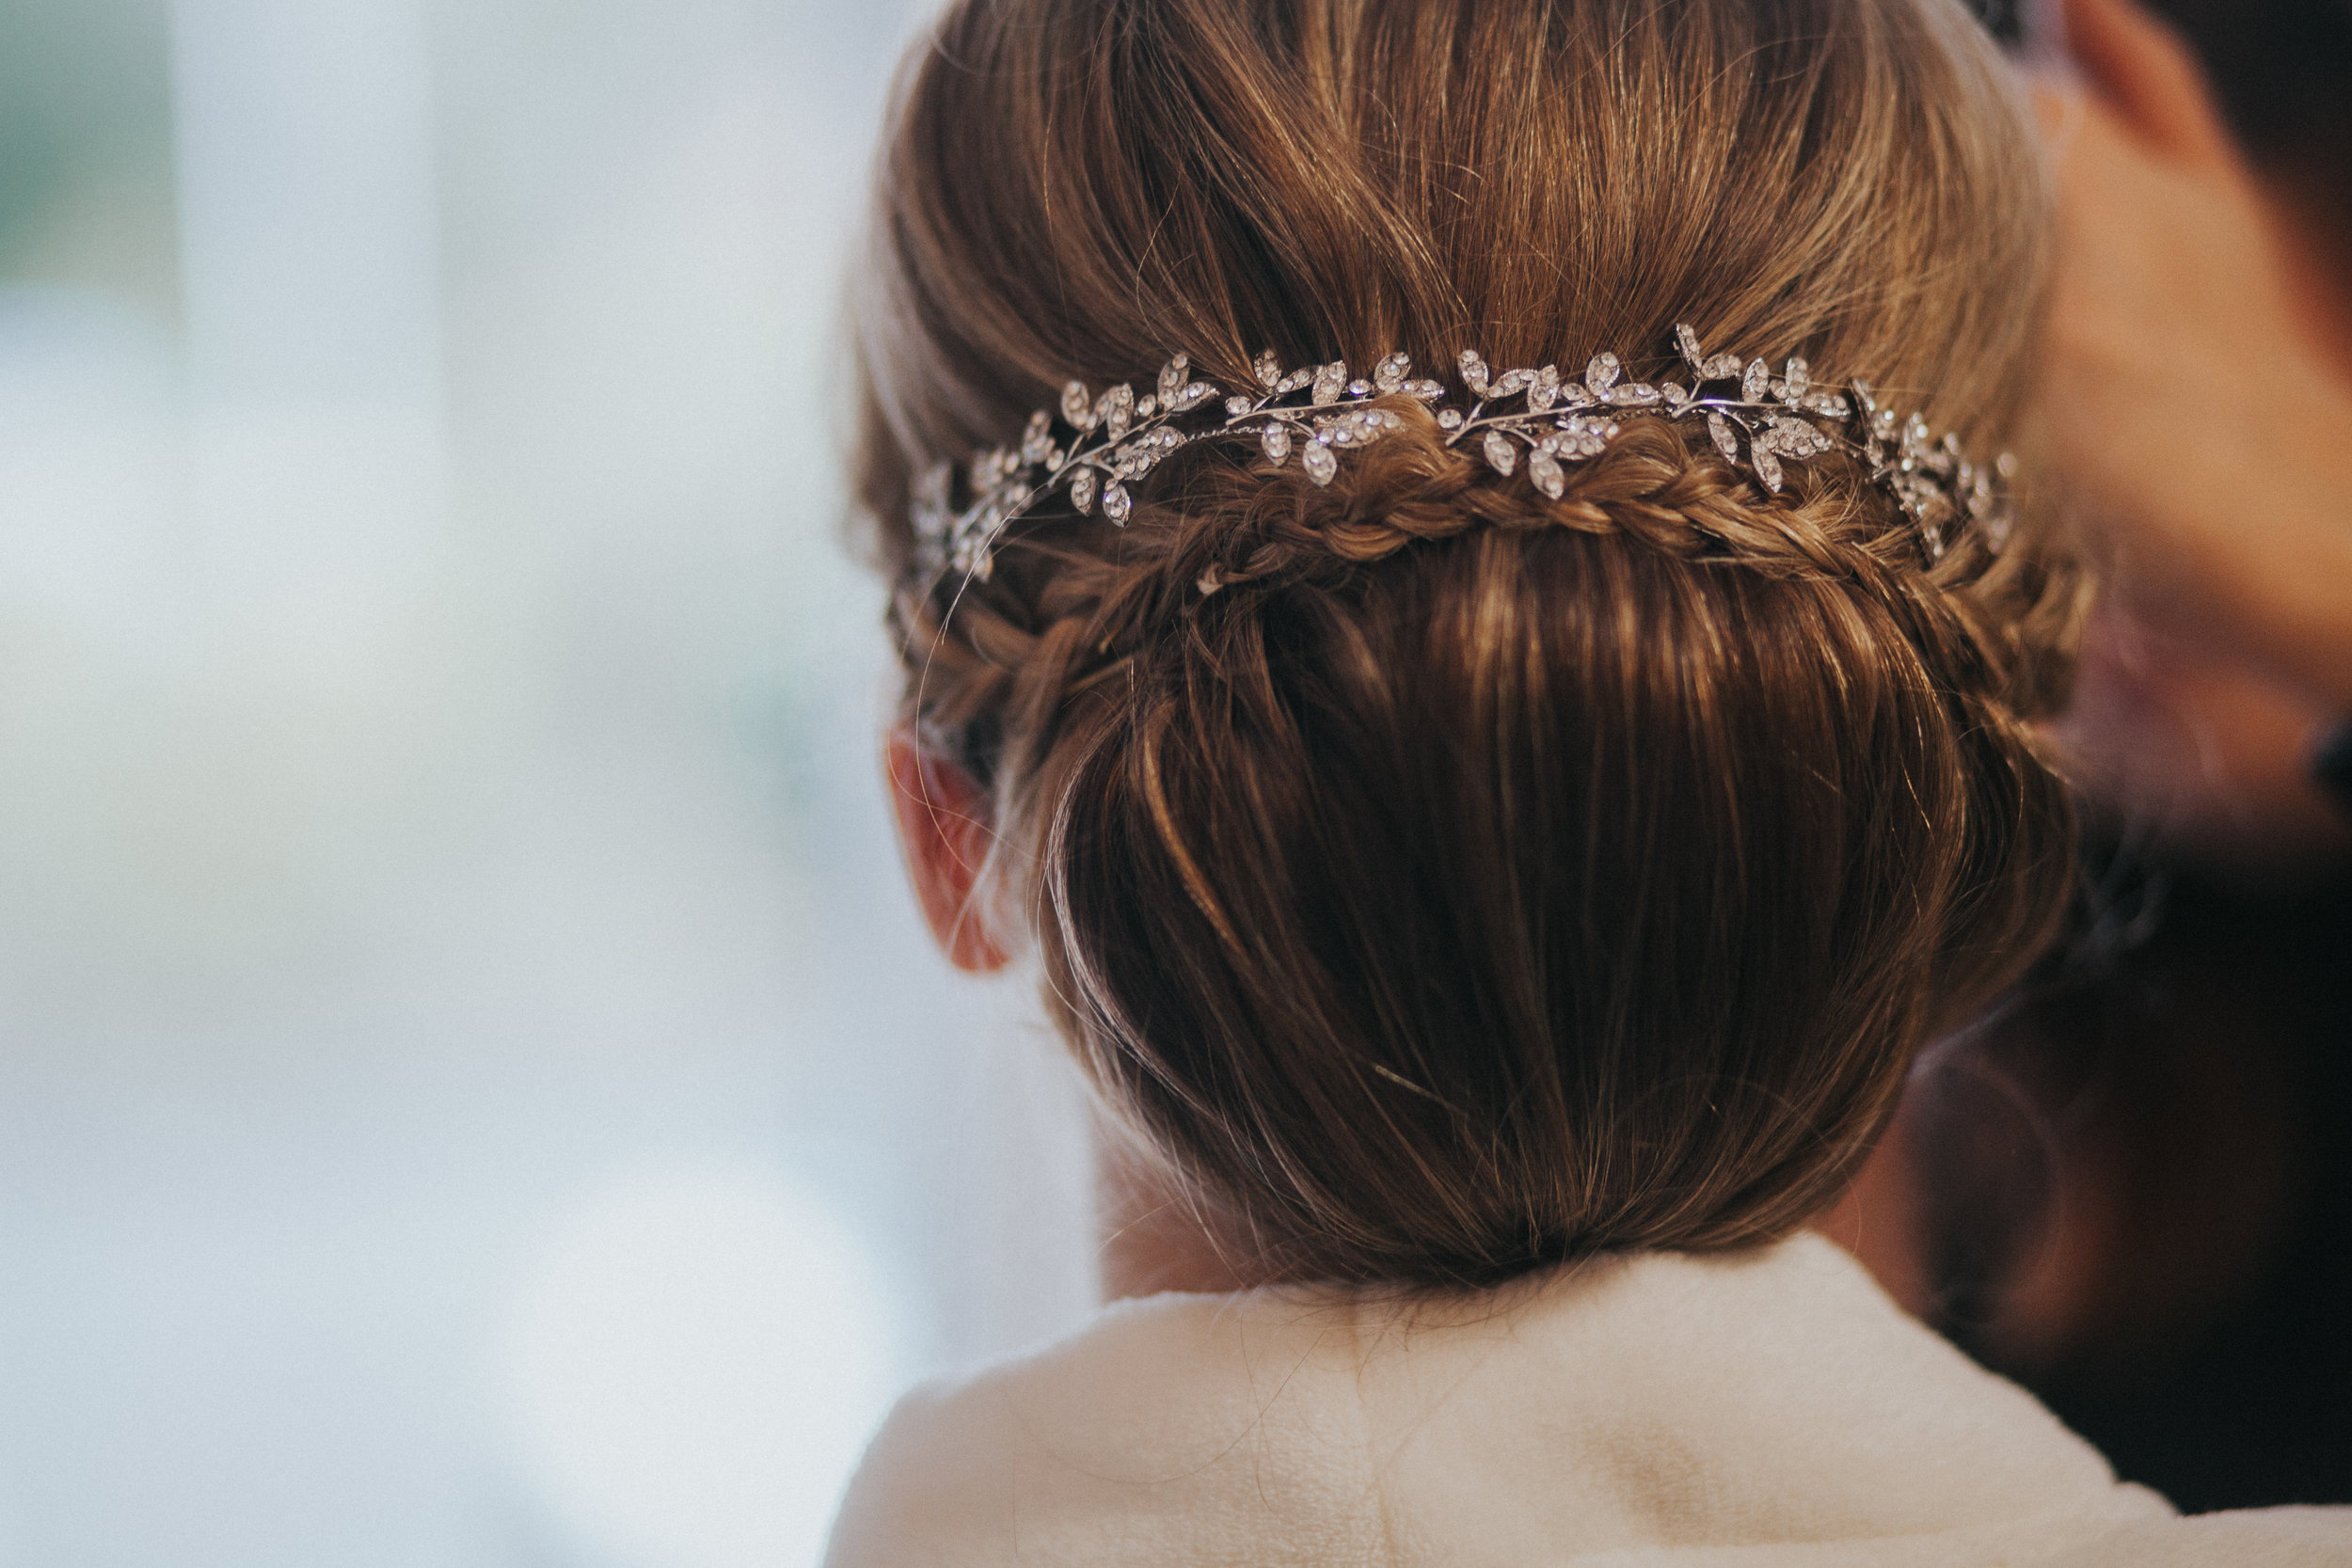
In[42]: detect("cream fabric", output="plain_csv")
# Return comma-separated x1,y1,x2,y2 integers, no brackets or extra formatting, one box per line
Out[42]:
825,1233,2352,1566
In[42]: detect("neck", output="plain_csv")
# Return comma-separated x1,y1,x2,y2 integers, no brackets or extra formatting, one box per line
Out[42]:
1095,1134,1258,1301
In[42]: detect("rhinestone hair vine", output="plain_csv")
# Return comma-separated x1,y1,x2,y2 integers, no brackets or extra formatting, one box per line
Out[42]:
911,324,2015,588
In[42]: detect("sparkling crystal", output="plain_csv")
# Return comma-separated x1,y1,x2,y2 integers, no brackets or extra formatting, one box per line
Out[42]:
1226,395,1254,417
1021,409,1053,463
1100,384,1136,439
1753,447,1784,493
1769,417,1829,458
1529,449,1565,499
1708,412,1740,464
1402,378,1445,402
1061,381,1093,427
1661,382,1689,406
1346,379,1372,396
1301,439,1338,486
1529,366,1562,411
1458,350,1491,395
1609,383,1661,405
1102,480,1131,523
1585,353,1621,391
1741,358,1771,403
1135,395,1156,417
1483,431,1517,476
1176,382,1216,409
1262,425,1292,465
1491,369,1534,396
1158,354,1189,406
1312,361,1347,405
1277,369,1312,394
1070,467,1096,513
1782,357,1809,402
1703,354,1744,380
1254,350,1282,388
1676,324,1705,364
1437,408,1464,429
1373,352,1411,392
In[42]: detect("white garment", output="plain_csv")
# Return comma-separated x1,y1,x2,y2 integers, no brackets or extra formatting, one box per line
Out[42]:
825,1233,2352,1566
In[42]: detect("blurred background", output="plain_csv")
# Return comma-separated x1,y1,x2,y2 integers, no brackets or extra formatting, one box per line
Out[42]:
0,1,1098,1563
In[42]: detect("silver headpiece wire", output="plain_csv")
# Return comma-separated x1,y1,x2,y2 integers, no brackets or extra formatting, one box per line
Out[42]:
911,324,2014,589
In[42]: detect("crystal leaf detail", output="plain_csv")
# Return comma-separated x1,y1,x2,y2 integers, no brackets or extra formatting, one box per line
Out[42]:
920,326,2016,599
1319,407,1401,447
1554,417,1613,459
1020,410,1053,463
1767,417,1831,459
1529,449,1565,499
1099,383,1136,439
1708,412,1740,464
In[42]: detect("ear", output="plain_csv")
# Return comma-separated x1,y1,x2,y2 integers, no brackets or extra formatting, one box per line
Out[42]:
2057,0,2237,166
884,727,1013,974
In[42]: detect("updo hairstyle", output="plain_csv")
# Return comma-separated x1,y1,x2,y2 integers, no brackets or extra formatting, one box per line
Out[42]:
853,0,2086,1287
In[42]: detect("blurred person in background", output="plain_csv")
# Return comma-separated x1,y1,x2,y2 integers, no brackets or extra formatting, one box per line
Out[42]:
1897,0,2352,1514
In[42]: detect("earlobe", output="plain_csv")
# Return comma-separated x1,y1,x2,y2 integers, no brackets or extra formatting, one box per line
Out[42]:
884,729,1013,974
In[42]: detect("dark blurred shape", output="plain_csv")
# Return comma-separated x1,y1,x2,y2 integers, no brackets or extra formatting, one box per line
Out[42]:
2317,724,2352,817
2138,0,2352,163
1920,847,2352,1511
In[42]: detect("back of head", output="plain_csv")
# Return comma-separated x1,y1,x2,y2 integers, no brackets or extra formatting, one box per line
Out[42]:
855,0,2083,1286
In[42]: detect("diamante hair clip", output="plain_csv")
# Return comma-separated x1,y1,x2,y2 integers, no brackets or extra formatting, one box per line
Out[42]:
911,324,2013,586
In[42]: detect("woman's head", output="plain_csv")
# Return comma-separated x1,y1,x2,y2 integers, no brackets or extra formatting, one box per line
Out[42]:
858,0,2084,1286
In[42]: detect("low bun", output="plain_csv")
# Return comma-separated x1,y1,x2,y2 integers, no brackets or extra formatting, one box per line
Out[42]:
858,0,2075,1284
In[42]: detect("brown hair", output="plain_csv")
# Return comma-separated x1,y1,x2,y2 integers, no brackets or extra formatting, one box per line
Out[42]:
854,0,2085,1287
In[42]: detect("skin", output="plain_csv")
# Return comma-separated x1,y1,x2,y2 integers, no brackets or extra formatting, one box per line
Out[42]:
2032,0,2352,881
2035,0,2352,719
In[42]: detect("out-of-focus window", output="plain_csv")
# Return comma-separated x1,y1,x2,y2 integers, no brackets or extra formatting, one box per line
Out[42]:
0,2,1095,1564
